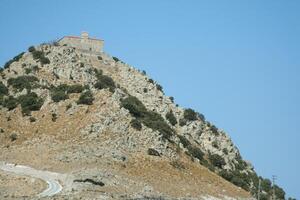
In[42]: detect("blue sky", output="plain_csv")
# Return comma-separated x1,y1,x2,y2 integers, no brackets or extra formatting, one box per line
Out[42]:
0,0,299,198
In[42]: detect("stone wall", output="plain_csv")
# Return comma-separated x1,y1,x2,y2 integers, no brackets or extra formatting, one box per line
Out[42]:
59,36,104,52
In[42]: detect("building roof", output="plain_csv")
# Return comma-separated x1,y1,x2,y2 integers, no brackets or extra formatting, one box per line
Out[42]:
58,35,104,42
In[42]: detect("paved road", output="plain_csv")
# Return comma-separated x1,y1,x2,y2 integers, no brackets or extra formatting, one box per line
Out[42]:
0,162,63,197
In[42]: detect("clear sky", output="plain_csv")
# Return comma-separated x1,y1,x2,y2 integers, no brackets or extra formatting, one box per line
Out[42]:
0,0,299,198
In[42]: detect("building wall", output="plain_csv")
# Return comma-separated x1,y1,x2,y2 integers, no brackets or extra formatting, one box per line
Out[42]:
59,37,104,52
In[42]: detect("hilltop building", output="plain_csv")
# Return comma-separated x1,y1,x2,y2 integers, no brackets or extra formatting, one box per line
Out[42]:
58,32,104,52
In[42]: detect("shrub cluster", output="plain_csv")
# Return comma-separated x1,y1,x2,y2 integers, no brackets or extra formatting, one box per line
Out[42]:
130,118,142,131
94,74,116,92
77,90,94,105
184,108,198,121
1,95,18,110
147,148,160,156
0,82,8,96
166,110,177,126
7,75,39,91
29,47,50,65
121,96,174,140
209,153,226,168
50,84,85,102
18,92,44,115
187,145,204,161
4,52,25,69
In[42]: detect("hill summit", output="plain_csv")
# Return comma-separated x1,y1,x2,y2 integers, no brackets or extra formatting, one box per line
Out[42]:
0,33,285,200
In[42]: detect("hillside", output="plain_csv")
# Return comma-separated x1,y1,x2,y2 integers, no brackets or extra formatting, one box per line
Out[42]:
0,37,285,199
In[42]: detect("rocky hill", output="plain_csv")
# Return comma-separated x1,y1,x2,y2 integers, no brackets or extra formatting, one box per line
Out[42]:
0,40,286,199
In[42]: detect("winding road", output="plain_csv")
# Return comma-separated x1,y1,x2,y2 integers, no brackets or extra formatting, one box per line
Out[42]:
0,162,63,197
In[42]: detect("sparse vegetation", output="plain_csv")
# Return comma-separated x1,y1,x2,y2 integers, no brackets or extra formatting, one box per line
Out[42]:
156,84,163,92
147,148,160,156
9,133,18,141
18,92,44,115
130,119,142,131
4,52,25,69
7,75,39,91
178,135,191,148
166,110,177,126
112,56,120,62
187,145,204,161
30,48,50,65
29,116,36,122
2,96,18,110
50,84,85,102
0,82,8,95
209,154,226,168
94,74,116,92
121,96,174,140
51,113,57,122
184,108,198,121
77,90,94,105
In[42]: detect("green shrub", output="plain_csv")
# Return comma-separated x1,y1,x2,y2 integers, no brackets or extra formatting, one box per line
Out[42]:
32,50,44,60
0,82,8,95
121,96,174,140
29,117,36,122
4,52,25,69
166,110,177,126
143,88,148,93
67,84,84,93
179,118,187,126
18,92,44,115
112,56,120,62
121,96,147,118
50,85,69,102
178,135,191,148
209,154,226,168
2,96,18,110
9,133,18,141
156,84,163,92
28,46,35,52
51,113,57,122
94,74,116,92
147,148,160,156
130,119,142,131
148,79,154,84
198,113,205,121
40,56,50,65
222,148,228,155
31,49,50,65
77,90,94,105
187,146,204,161
7,75,39,91
184,108,198,121
25,68,32,74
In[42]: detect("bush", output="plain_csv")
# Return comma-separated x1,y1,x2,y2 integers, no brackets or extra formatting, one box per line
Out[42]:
209,154,226,168
3,52,25,69
25,68,32,74
198,112,205,121
51,89,69,102
166,110,177,126
67,84,84,93
147,148,160,156
94,74,116,92
32,50,44,60
18,92,44,115
7,75,39,91
29,117,36,122
184,108,198,121
28,46,36,52
2,96,18,110
31,49,50,65
178,135,191,148
40,56,50,65
121,96,147,118
130,119,142,131
187,146,204,161
179,118,187,126
77,90,94,105
121,96,174,141
9,133,18,141
156,84,163,92
112,56,120,62
0,82,8,95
